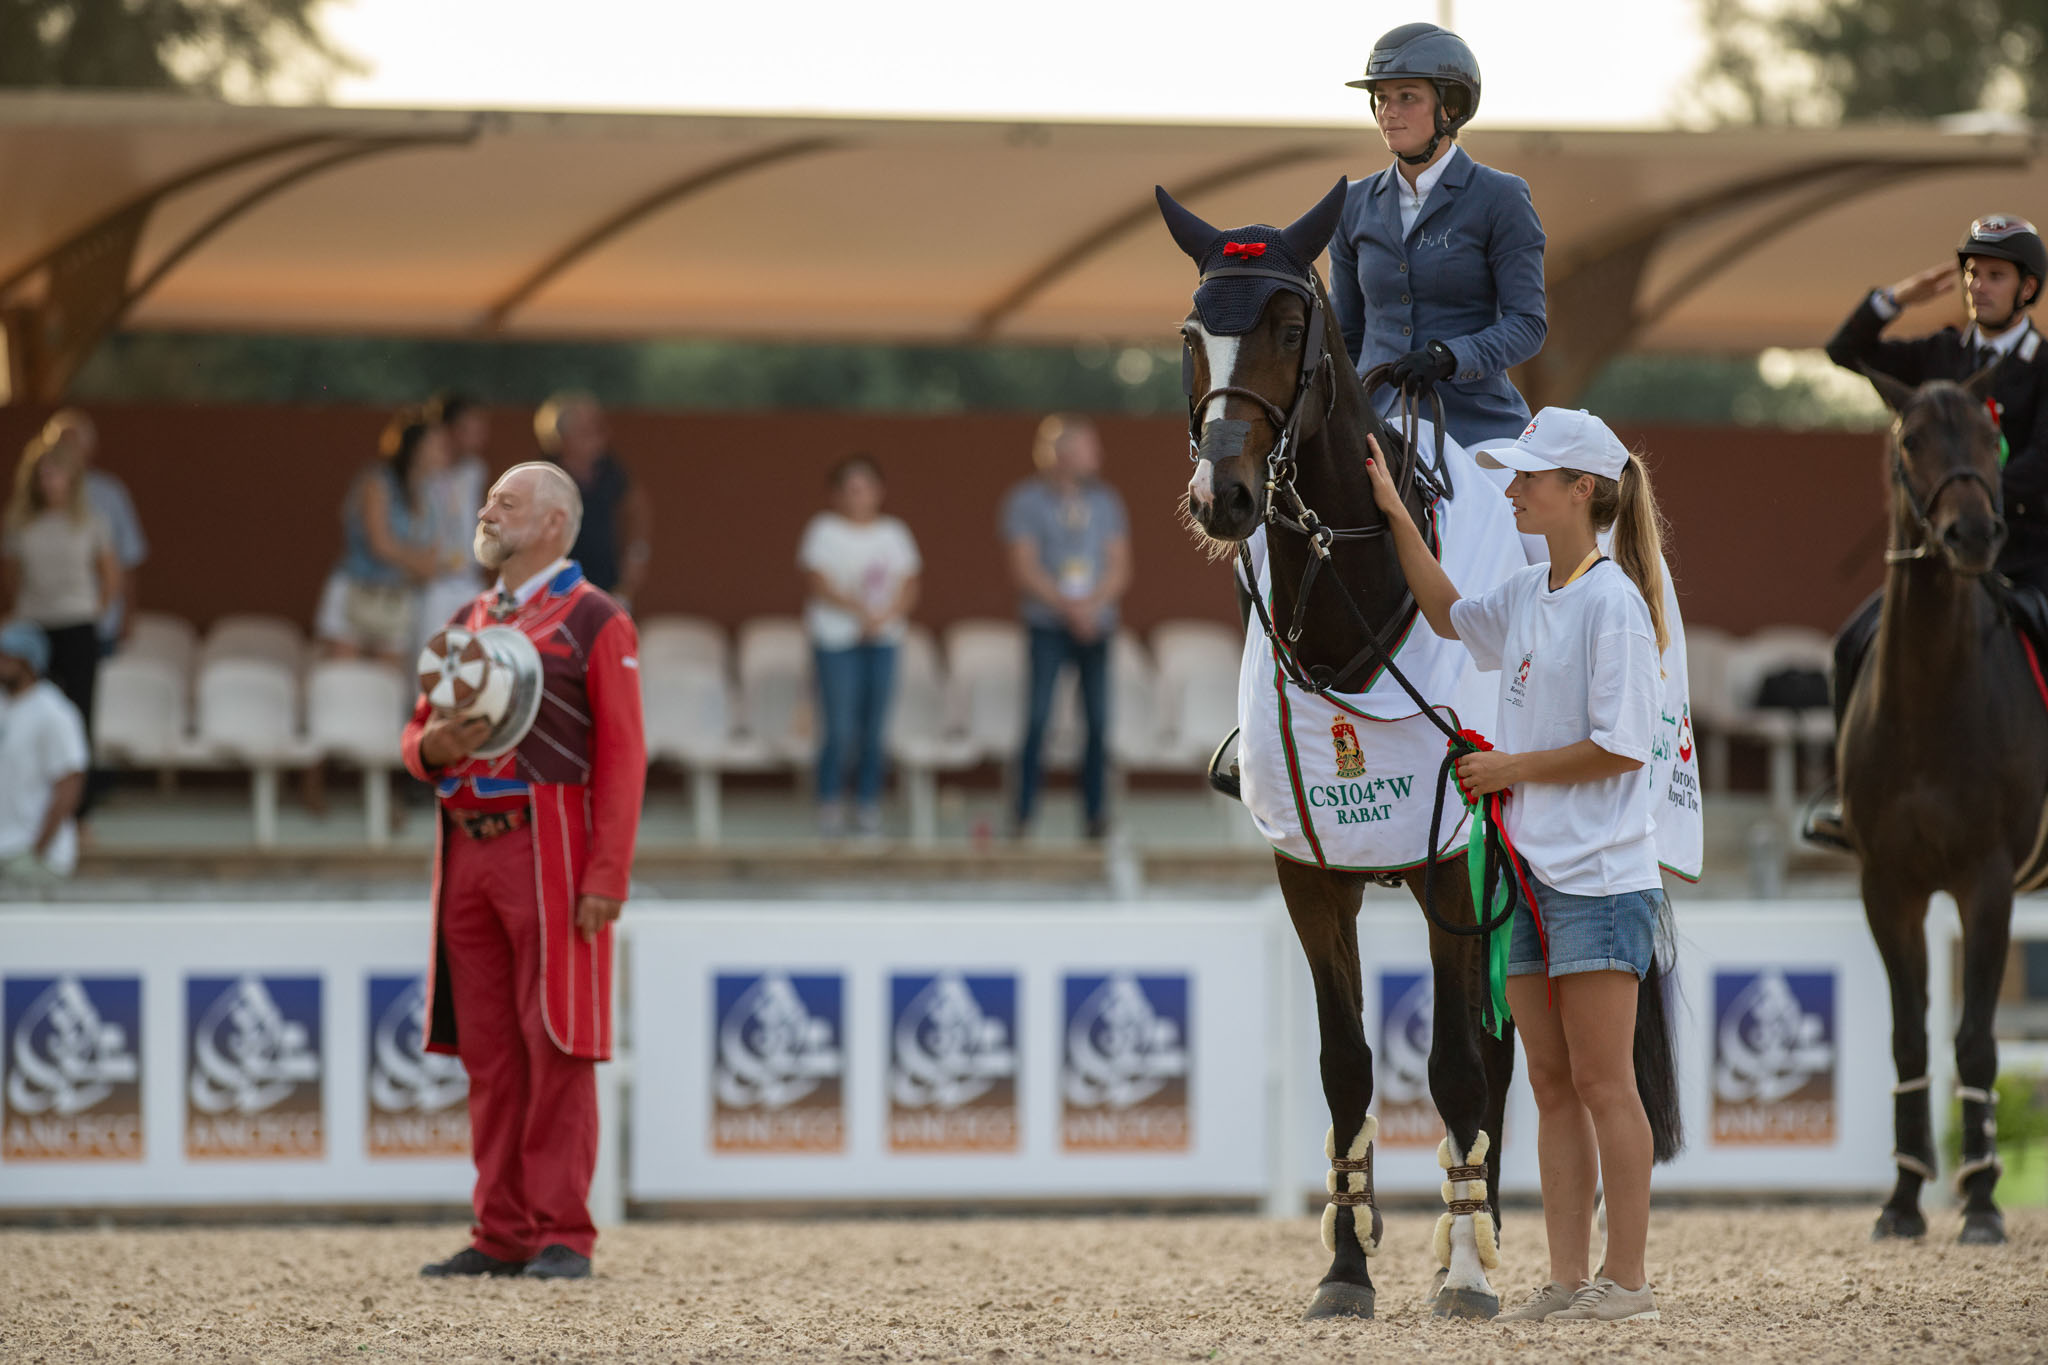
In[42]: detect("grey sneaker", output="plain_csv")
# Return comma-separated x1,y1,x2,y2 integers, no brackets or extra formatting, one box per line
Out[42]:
1551,1276,1659,1322
1496,1280,1579,1322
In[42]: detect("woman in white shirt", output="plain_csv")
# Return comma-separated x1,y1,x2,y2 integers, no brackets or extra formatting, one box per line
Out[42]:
1365,407,1670,1325
798,456,921,838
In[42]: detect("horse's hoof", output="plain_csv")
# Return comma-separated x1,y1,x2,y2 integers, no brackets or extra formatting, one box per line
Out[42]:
1431,1287,1500,1321
1958,1211,2007,1245
1303,1281,1375,1320
1871,1207,1927,1241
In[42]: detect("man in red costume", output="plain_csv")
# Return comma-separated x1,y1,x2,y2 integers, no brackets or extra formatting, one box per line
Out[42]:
404,461,644,1281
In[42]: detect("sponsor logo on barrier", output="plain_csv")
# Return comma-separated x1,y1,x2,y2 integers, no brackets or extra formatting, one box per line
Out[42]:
1375,970,1439,1147
887,972,1018,1153
366,975,469,1158
712,972,844,1152
185,975,324,1160
1711,969,1836,1146
3,975,143,1162
1060,972,1190,1151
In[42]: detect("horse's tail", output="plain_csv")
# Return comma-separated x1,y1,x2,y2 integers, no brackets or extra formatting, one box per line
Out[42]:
1635,947,1685,1164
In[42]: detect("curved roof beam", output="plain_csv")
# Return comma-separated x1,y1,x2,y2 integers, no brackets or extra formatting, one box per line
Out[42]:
118,134,474,327
0,132,342,301
966,143,1340,340
475,135,844,334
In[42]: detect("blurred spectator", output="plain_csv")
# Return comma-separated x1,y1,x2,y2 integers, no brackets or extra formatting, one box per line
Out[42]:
0,621,87,885
798,455,921,838
41,409,147,655
535,391,651,604
417,392,492,648
3,433,117,810
1001,415,1130,839
318,407,450,664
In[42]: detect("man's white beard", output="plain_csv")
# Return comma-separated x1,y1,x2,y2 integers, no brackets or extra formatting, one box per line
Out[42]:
474,525,515,570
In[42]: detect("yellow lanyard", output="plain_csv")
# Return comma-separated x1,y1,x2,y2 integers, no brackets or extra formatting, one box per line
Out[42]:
1557,548,1602,590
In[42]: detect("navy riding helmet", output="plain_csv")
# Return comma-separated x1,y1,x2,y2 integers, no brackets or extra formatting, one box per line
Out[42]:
1347,22,1482,166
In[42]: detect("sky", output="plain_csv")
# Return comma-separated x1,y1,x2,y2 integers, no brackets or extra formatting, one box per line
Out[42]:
325,0,1709,128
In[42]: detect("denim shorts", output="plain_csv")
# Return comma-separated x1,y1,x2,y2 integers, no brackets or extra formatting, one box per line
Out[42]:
1506,875,1662,981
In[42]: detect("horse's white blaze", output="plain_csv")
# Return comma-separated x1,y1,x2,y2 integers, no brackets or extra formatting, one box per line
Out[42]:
1198,326,1238,426
1188,457,1216,508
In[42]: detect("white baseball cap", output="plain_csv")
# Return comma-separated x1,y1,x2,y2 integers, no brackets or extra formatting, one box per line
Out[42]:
1473,407,1630,482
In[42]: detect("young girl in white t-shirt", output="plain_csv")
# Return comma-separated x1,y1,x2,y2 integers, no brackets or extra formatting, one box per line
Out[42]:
1365,407,1670,1326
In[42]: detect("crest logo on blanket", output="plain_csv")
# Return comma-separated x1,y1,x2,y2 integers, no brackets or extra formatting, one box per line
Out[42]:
365,975,469,1159
3,975,143,1162
1060,973,1190,1151
1330,719,1366,778
1374,970,1441,1147
185,975,324,1159
887,972,1019,1153
712,972,845,1153
1711,969,1836,1145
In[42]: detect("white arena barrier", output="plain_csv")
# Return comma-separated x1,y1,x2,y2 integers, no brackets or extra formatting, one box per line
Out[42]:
1,898,2034,1213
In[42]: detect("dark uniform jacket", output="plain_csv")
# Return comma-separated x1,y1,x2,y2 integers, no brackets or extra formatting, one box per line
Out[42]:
1826,294,2048,589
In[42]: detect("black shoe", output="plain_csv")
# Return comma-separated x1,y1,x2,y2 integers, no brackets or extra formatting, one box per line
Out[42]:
420,1246,526,1278
1800,791,1854,853
522,1244,591,1279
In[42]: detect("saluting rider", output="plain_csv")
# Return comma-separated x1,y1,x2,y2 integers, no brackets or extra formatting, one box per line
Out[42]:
1808,215,2048,848
406,462,645,1281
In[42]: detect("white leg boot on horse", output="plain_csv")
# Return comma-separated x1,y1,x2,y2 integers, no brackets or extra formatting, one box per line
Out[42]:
1431,1131,1501,1319
1308,1117,1383,1320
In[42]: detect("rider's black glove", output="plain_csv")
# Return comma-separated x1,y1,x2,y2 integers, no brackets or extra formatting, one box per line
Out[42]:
1389,340,1457,394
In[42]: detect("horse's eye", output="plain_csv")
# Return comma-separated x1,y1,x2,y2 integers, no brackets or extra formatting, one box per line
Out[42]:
1283,327,1304,346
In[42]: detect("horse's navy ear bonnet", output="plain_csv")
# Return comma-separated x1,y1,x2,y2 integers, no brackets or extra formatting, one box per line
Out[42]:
1156,179,1350,336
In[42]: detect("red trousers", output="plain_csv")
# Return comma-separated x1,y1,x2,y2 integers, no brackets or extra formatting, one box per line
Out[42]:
440,825,599,1260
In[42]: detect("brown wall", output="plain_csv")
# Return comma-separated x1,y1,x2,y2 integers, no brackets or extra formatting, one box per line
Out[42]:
0,403,1891,639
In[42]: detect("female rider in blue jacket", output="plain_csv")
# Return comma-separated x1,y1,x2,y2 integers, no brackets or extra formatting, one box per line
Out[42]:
1330,22,1548,448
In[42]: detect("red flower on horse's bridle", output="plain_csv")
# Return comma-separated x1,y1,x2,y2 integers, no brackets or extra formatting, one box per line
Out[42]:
1222,241,1267,258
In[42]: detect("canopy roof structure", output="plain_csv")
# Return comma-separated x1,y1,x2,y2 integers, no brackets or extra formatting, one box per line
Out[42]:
1,93,2041,405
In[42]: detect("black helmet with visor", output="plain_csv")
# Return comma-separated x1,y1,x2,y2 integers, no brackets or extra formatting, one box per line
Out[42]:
1957,214,2047,311
1347,22,1482,167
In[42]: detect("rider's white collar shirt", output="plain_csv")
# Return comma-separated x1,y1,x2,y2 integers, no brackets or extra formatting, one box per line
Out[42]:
1394,146,1464,238
492,558,569,609
1966,314,2035,359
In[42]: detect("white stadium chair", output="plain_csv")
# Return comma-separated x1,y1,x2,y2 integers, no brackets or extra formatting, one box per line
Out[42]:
94,656,192,771
639,615,729,676
1685,625,1737,791
735,616,813,767
945,618,1024,764
643,661,742,844
306,660,406,847
1150,619,1243,770
201,613,308,676
889,624,977,844
1109,630,1166,770
1150,619,1241,690
195,658,313,846
120,611,199,678
1724,629,1836,821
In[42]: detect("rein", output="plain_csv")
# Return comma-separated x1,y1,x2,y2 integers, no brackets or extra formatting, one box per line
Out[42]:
1187,267,1523,1031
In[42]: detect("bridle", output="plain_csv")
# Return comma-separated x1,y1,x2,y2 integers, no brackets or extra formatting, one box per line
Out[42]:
1884,400,2006,569
1184,267,1453,700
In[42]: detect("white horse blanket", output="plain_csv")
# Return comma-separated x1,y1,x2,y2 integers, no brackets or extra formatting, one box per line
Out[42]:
1236,424,1704,881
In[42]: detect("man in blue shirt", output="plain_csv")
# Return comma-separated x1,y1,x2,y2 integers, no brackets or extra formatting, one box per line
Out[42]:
1001,415,1130,839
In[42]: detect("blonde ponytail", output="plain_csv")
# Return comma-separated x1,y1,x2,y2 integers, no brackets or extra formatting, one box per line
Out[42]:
1575,449,1669,654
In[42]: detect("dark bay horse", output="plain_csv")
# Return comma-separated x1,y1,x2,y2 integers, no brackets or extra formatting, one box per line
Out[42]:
1844,367,2048,1244
1158,181,1681,1320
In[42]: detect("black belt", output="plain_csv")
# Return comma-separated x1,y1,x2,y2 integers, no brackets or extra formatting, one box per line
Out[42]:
447,807,529,842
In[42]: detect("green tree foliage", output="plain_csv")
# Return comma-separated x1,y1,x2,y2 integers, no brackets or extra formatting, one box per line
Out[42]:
0,0,358,96
1692,0,2048,124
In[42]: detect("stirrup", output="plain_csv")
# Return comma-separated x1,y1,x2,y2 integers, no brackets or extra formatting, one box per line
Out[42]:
1207,727,1242,801
1799,787,1853,853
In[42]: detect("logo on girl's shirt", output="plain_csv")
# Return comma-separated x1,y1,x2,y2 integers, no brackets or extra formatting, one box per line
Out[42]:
1508,653,1533,708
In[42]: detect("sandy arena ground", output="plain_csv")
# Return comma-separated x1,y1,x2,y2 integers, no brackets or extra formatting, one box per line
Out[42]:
3,1207,2042,1364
